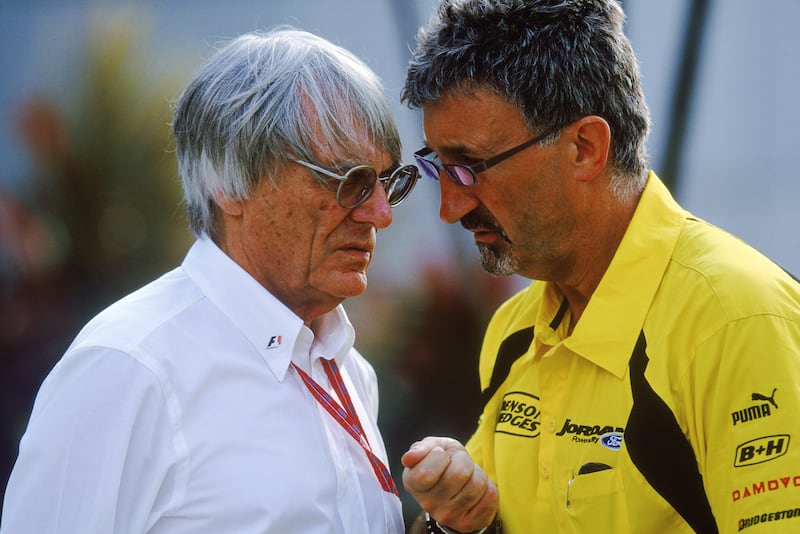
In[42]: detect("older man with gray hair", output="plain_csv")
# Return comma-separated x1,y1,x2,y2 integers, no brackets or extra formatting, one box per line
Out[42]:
1,28,418,533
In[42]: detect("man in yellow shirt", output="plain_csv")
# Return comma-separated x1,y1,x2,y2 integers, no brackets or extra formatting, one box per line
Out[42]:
399,1,800,533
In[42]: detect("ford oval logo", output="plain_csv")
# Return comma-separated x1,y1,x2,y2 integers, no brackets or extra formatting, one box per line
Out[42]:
600,431,624,451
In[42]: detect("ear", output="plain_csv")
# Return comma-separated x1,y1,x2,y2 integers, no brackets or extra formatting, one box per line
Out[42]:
567,115,611,182
212,190,244,216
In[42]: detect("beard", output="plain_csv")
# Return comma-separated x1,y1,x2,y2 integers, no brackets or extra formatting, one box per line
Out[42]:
476,241,518,275
461,209,518,276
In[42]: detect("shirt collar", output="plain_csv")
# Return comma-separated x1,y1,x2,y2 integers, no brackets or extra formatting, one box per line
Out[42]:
562,172,689,377
181,234,355,381
306,306,356,369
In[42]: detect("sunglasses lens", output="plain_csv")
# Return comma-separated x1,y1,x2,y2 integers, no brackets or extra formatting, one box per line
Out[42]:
384,165,419,207
338,166,377,208
414,156,441,182
412,151,475,187
445,166,476,186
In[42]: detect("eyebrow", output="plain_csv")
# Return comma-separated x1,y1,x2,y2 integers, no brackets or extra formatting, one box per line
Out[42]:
378,164,400,177
421,134,497,155
429,144,491,165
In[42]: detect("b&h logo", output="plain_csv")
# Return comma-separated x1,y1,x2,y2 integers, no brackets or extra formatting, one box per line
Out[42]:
735,434,790,467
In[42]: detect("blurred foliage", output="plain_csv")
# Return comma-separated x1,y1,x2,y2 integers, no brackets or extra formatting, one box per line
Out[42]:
0,15,190,505
51,17,191,291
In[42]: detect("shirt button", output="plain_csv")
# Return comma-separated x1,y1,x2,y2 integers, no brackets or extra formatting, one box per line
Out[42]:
541,466,550,479
546,419,556,432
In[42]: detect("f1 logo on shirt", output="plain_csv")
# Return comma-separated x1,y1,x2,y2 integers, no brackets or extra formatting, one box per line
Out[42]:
735,435,790,467
266,335,282,349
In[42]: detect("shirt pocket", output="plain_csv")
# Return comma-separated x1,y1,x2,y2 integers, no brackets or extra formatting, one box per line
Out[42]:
564,467,631,532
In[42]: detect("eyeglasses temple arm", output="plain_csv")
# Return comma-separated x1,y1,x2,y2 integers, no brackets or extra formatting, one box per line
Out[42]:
474,136,543,173
291,159,346,183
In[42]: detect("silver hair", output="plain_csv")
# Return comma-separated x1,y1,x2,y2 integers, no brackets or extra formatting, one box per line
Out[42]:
173,28,402,236
403,0,651,198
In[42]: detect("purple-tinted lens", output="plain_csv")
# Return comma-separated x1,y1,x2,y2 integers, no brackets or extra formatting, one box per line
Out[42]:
415,157,441,181
445,165,477,186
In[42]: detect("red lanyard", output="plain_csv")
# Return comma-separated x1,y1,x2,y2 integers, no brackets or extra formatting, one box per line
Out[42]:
291,359,398,495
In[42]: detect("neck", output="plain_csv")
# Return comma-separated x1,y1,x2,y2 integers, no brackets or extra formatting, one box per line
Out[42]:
556,189,639,331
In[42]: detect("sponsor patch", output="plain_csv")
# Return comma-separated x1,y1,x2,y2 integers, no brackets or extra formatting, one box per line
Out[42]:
738,507,800,531
600,431,624,451
555,418,624,445
496,391,541,438
731,388,778,426
731,473,800,502
734,434,790,467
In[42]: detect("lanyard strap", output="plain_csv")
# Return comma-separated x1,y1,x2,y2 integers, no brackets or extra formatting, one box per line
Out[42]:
291,359,398,495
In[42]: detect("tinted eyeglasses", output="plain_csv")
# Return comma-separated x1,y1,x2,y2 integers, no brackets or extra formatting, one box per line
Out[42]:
414,126,560,186
291,159,420,209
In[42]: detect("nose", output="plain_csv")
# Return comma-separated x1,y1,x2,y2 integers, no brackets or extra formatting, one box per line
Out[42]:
439,171,479,224
350,184,393,229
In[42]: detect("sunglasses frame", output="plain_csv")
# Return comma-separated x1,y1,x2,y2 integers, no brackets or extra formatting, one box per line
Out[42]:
414,125,561,186
291,159,419,208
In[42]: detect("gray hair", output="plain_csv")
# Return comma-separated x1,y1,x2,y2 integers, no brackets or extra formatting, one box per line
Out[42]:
173,28,402,237
403,0,650,197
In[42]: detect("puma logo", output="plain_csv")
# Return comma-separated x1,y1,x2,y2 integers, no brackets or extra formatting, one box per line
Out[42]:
751,388,778,410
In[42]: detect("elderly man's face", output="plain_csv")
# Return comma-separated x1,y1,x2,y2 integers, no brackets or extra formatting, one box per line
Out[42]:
216,140,394,324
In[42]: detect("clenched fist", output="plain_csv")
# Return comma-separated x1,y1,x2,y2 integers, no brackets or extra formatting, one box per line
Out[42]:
402,437,498,533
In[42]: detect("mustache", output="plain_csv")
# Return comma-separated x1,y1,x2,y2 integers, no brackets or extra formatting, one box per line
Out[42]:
460,209,510,241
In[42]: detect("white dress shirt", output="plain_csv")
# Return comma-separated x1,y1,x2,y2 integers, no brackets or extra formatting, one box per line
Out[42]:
1,235,404,533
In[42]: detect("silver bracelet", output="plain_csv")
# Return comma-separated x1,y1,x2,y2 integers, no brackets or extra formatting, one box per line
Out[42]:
424,512,495,534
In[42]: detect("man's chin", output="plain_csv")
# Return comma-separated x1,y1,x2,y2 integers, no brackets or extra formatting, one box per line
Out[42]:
327,271,369,298
476,243,518,276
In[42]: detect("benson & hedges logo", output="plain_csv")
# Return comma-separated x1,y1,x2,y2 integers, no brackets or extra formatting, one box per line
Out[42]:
496,391,541,438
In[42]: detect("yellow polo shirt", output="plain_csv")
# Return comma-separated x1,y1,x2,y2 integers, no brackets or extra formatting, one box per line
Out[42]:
467,173,800,533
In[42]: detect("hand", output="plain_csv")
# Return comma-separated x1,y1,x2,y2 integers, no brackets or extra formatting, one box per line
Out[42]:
402,437,498,533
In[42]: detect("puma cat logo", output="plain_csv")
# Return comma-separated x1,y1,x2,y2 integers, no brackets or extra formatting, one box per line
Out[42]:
751,388,778,410
731,388,778,426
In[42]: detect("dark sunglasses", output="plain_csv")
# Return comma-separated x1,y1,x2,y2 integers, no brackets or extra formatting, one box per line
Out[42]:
291,159,420,209
414,126,560,186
